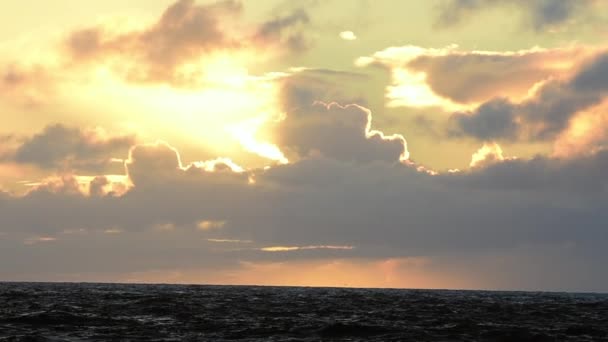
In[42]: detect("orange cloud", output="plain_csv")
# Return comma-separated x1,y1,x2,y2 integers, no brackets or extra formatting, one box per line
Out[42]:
0,63,56,107
63,0,311,86
358,45,601,110
197,220,226,231
260,245,354,252
24,236,57,245
451,52,608,142
553,99,608,157
470,142,509,168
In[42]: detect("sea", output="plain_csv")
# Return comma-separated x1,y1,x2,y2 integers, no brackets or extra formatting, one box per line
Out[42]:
0,282,607,341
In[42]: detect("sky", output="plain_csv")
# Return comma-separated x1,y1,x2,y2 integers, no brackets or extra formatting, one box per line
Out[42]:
1,0,608,292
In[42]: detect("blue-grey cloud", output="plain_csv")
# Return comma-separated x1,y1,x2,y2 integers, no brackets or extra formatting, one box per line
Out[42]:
436,0,597,31
2,124,135,173
255,8,311,52
275,101,408,163
452,52,608,141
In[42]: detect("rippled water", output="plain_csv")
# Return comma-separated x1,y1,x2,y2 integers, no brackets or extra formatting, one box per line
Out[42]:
1,282,607,341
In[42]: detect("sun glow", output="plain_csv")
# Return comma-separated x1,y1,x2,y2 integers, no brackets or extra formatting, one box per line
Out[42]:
228,116,288,164
67,52,286,166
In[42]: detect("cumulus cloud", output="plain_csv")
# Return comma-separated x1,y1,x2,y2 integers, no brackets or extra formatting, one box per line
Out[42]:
275,101,409,163
1,124,135,173
125,141,248,188
452,52,608,141
435,0,599,31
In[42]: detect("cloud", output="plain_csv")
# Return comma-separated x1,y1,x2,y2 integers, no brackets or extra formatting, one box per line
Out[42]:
2,138,608,289
254,8,310,52
435,0,599,31
356,45,464,110
552,100,608,157
197,220,226,230
260,245,354,252
275,101,409,163
448,148,608,194
65,0,242,83
23,236,57,245
1,126,608,289
2,124,135,173
357,44,599,109
339,31,357,41
0,63,56,107
451,52,608,141
3,132,607,246
469,142,509,168
406,47,594,104
63,0,311,85
272,71,408,164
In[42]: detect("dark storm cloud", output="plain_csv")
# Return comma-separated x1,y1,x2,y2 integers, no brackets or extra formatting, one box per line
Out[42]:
436,0,597,31
2,124,135,172
452,52,608,141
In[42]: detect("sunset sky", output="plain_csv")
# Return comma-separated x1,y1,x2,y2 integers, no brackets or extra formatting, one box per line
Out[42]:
2,0,608,291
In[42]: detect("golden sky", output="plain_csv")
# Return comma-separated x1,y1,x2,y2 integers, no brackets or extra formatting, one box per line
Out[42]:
2,0,608,291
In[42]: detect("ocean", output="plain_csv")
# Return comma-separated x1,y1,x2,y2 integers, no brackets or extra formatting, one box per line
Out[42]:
1,282,607,341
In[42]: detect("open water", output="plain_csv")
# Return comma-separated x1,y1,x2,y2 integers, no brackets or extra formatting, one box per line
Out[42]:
1,282,607,341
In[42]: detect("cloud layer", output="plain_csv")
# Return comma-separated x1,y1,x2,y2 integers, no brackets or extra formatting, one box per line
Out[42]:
2,99,608,290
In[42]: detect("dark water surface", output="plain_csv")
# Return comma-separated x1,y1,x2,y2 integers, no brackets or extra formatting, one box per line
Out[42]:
1,282,607,341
